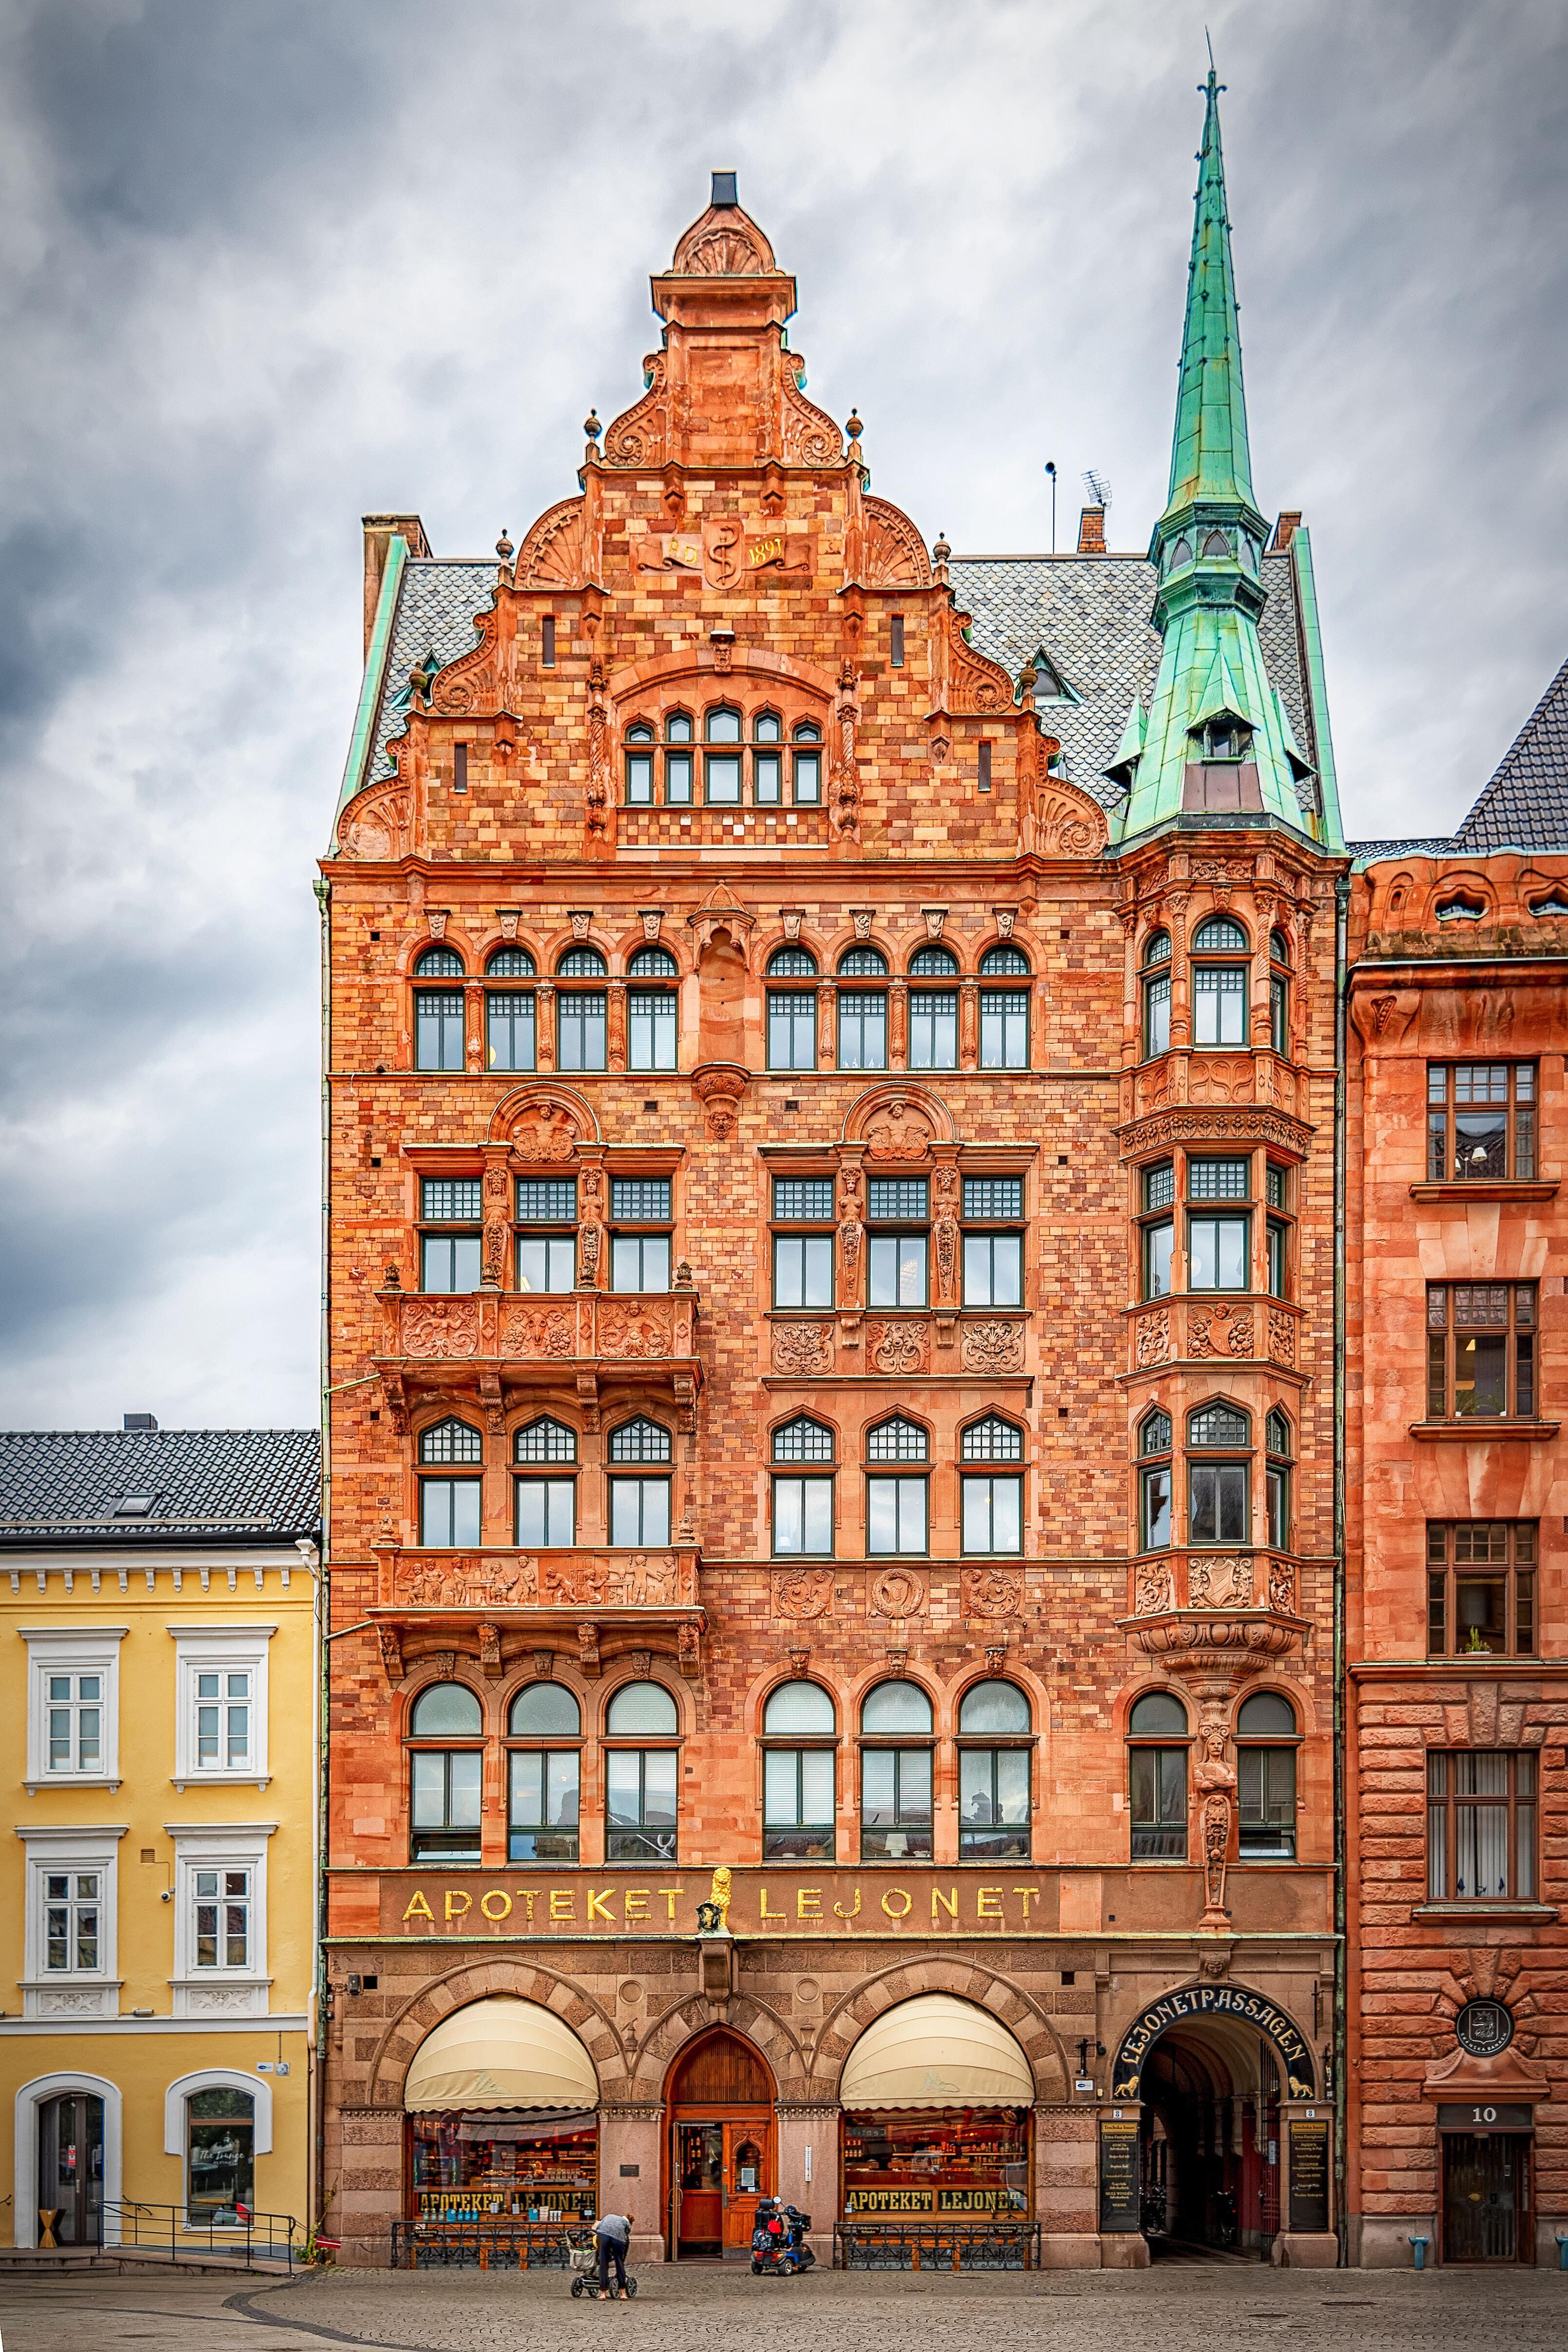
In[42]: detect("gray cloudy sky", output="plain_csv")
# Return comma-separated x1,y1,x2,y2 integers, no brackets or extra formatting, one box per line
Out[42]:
1,0,1565,1431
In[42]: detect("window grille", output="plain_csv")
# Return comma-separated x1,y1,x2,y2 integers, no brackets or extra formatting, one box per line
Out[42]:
422,1179,482,1220
557,945,607,977
1188,1402,1250,1448
962,1415,1023,1461
773,1178,835,1221
1193,915,1249,953
910,944,958,976
773,1416,835,1462
1143,1163,1175,1211
1140,1410,1172,1455
1188,1157,1251,1200
628,945,678,977
609,1417,672,1463
487,947,536,977
516,1180,577,1221
979,943,1030,975
837,946,888,976
414,945,463,976
963,1176,1023,1218
868,1178,928,1220
420,1418,483,1464
867,1416,928,1461
767,945,817,977
611,1178,671,1221
1143,930,1172,967
514,1418,577,1463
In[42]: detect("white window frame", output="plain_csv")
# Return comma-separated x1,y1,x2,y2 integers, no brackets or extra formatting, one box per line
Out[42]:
168,1824,275,2019
18,1825,125,2019
23,1628,127,1790
164,2066,273,2159
170,1625,275,1789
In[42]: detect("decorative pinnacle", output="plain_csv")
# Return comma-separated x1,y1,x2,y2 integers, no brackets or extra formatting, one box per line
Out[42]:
583,408,601,442
495,526,514,562
846,407,864,442
931,530,950,565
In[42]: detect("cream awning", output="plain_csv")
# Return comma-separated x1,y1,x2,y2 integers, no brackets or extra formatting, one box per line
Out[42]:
839,1994,1034,2110
404,1997,599,2113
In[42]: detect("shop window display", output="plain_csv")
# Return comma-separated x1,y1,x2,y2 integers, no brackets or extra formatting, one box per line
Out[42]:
841,2108,1032,2216
409,2113,598,2222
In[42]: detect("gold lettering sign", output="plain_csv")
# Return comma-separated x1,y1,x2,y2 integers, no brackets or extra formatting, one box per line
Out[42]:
381,1869,1051,1937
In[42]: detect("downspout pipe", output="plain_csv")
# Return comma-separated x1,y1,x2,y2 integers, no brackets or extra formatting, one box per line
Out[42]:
312,868,332,2248
1333,871,1350,2264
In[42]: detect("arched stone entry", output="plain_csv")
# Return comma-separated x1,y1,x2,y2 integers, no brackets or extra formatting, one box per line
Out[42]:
663,2027,776,2261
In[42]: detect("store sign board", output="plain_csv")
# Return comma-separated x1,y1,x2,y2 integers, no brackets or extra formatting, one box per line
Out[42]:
1436,2103,1532,2132
1287,2118,1330,2234
380,1867,1054,1937
1111,1984,1315,2101
1098,2120,1140,2233
846,2187,1024,2215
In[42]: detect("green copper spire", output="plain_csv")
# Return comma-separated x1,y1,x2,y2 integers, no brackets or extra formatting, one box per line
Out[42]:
1114,68,1338,848
1164,68,1255,516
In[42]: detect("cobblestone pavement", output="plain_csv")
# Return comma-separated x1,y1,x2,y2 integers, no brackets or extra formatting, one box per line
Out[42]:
2,2260,1566,2352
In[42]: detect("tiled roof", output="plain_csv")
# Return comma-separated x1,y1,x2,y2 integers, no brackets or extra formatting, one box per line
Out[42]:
949,550,1313,814
368,560,499,786
1453,655,1568,854
0,1428,321,1548
1349,837,1456,866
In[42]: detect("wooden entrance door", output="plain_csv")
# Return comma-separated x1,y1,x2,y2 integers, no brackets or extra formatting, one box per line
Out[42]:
1443,2133,1531,2263
37,2094,103,2248
665,2028,776,2260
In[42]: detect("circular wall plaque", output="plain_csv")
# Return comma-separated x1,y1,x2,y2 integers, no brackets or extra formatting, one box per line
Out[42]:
1455,1998,1513,2057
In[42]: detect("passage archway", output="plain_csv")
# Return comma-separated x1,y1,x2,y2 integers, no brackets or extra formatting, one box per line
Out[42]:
664,2028,775,2261
1108,1986,1317,2261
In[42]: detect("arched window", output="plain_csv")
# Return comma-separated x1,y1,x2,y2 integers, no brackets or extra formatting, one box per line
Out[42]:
657,712,693,804
768,944,818,977
1188,1404,1250,1546
1269,929,1291,968
773,1416,834,1461
1142,931,1172,1059
487,945,536,977
557,944,607,978
506,1682,581,1862
1268,928,1291,1055
514,1417,576,1547
768,945,818,1070
1237,1691,1298,1859
867,1419,927,1555
628,944,678,978
609,1417,671,1463
1191,914,1249,1049
772,1419,833,1557
419,1417,482,1464
1137,1408,1173,1552
608,1419,671,1547
515,1417,577,1462
704,706,743,802
665,711,694,742
761,1682,836,1861
1127,1690,1188,1861
1266,1410,1293,1549
957,1679,1031,1860
910,944,958,977
486,947,536,1073
837,945,888,1071
705,705,742,743
604,1683,679,1862
1143,930,1172,967
1201,528,1232,558
414,949,465,1070
792,721,822,805
626,722,654,742
867,1415,928,1460
556,945,607,1072
979,944,1030,1069
754,710,782,742
860,1680,933,1861
186,2087,255,2223
407,1683,483,1863
1169,537,1193,570
962,1414,1023,1461
627,944,678,1071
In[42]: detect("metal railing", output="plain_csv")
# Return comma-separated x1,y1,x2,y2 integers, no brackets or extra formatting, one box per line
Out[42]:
834,2219,1040,2272
390,2217,581,2270
100,2198,299,2269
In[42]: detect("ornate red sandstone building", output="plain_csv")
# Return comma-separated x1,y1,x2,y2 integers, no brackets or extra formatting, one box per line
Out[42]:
1346,663,1568,2265
321,91,1350,2269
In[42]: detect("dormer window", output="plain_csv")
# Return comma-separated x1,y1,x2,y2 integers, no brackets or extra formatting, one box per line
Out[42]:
1194,718,1252,762
1169,537,1193,570
1201,529,1232,559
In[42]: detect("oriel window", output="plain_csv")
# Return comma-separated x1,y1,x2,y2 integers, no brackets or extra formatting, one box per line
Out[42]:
1138,1409,1173,1552
1142,930,1171,1058
1191,915,1250,1047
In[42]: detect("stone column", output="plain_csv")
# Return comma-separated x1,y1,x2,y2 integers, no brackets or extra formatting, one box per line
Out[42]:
598,2101,666,2263
776,2101,839,2264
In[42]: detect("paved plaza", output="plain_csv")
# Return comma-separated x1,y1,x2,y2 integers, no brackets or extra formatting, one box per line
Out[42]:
1,2261,1566,2352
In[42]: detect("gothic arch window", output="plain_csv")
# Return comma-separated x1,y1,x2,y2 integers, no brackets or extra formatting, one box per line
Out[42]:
866,1417,927,1557
792,721,822,805
1187,1401,1251,1547
419,1418,482,1464
704,705,743,743
961,1413,1023,1461
607,1417,672,1547
609,1416,672,1463
514,1417,577,1548
771,1417,834,1557
1137,1408,1173,1552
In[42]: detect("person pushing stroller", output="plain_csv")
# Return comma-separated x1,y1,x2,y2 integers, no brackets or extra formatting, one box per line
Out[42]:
593,2206,634,2299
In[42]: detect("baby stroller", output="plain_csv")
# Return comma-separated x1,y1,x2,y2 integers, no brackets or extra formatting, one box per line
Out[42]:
567,2225,638,2298
750,2198,815,2275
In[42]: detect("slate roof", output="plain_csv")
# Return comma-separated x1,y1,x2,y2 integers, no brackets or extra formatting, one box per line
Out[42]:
1348,836,1456,866
1452,655,1568,854
367,559,499,786
949,549,1315,816
0,1429,321,1549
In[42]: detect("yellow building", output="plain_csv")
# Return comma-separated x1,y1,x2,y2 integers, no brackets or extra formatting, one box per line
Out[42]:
0,1419,319,2251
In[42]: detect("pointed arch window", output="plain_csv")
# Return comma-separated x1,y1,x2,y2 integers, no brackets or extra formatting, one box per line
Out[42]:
1138,1408,1173,1552
1201,528,1232,558
607,1418,671,1548
514,1414,578,1546
624,721,656,805
792,721,822,805
704,705,743,802
1187,1402,1250,1546
418,1414,483,1546
419,1418,483,1465
1266,1409,1293,1549
866,1418,927,1556
771,1411,834,1556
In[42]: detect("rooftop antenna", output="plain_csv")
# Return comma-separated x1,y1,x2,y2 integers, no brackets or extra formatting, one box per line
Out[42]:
1205,24,1216,71
1045,460,1057,554
1082,468,1112,510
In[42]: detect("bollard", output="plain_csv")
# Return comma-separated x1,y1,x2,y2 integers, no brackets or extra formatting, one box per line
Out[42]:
1407,2235,1430,2271
1555,2230,1568,2273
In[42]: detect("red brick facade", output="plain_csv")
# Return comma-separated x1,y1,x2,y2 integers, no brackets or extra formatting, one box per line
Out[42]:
1347,852,1568,2264
320,187,1342,2269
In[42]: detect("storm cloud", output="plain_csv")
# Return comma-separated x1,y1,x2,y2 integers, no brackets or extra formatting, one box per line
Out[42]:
1,0,1565,1424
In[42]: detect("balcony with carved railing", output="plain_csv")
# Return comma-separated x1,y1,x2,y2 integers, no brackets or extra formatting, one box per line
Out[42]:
1126,1293,1305,1377
768,1310,1030,1381
376,1282,700,1396
367,1543,705,1685
1118,1549,1311,1662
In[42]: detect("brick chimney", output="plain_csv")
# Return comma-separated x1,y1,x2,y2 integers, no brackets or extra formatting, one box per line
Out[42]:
362,513,431,656
1076,505,1106,554
1270,510,1302,554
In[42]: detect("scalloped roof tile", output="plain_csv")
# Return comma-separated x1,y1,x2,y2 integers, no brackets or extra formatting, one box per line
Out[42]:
368,560,499,786
1452,655,1568,854
0,1428,321,1547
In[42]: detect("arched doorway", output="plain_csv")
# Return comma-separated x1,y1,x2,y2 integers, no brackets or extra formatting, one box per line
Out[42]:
37,2091,104,2247
664,2029,775,2261
1110,1987,1316,2262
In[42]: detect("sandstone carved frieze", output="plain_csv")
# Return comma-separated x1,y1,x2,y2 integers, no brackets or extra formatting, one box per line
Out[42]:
1188,1302,1254,1360
867,1320,928,1376
386,1290,696,1370
869,1567,926,1619
1119,1104,1314,1161
1186,1055,1256,1106
772,1567,835,1620
771,1321,834,1377
961,1565,1024,1619
389,1548,698,1612
1267,1308,1298,1368
1185,1554,1254,1608
399,1299,481,1360
1134,1307,1171,1367
857,498,932,589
